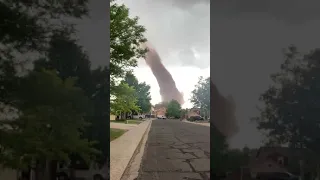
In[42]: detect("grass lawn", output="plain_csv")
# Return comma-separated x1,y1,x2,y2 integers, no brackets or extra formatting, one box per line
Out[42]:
111,119,143,125
110,128,127,141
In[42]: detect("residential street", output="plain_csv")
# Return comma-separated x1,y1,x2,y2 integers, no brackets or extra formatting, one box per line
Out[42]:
137,119,210,180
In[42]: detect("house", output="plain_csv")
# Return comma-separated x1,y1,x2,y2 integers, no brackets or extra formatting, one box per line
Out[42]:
249,147,318,179
186,108,200,118
110,114,116,121
154,107,166,117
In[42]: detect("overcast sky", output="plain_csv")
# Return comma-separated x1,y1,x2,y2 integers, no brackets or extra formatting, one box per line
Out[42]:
75,0,210,108
116,0,210,108
212,0,320,148
74,0,320,148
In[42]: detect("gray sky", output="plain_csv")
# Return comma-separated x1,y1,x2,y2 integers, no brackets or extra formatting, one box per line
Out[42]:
212,0,320,148
117,0,210,108
75,0,109,68
75,0,210,108
119,0,210,69
74,0,320,148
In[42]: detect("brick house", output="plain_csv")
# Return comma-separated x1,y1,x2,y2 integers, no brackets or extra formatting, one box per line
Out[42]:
154,107,166,116
186,108,200,118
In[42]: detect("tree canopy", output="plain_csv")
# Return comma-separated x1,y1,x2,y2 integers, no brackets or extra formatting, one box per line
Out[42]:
124,72,152,113
0,0,89,112
0,70,97,169
252,45,320,151
0,1,95,175
166,100,182,118
110,1,147,94
190,76,210,113
111,82,140,115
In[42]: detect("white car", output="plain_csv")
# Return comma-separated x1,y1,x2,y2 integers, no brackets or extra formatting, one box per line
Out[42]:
57,162,108,180
133,114,145,119
157,115,166,119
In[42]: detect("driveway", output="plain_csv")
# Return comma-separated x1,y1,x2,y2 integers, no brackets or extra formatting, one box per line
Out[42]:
137,119,210,180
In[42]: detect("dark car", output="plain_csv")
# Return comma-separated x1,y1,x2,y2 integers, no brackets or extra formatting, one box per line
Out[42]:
189,116,204,121
256,172,299,180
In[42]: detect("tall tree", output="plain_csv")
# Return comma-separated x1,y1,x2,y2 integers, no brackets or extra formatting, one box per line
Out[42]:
111,82,140,116
252,45,320,150
33,34,110,167
124,72,152,113
110,1,147,94
166,100,181,118
0,70,97,173
0,0,89,107
190,76,210,114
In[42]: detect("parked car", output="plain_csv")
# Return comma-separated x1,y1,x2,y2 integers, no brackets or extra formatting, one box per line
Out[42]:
133,114,145,119
189,116,204,121
56,161,108,180
157,115,166,119
256,172,299,180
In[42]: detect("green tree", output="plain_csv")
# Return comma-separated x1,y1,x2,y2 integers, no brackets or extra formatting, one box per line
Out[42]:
0,70,97,173
252,45,320,151
166,100,182,118
33,34,110,167
190,76,210,116
124,72,152,113
111,82,140,116
0,0,89,108
110,1,147,94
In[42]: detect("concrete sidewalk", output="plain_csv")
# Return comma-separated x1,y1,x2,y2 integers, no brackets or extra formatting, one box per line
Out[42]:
110,122,138,130
110,120,152,180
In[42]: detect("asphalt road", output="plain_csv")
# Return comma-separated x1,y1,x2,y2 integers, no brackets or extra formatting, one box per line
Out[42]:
137,119,210,180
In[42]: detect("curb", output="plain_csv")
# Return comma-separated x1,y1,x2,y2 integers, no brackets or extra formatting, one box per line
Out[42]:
110,120,152,180
182,120,210,127
120,119,152,180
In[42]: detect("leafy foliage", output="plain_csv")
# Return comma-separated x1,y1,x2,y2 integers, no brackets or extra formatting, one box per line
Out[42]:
110,1,147,93
190,76,210,112
166,100,181,118
253,45,320,151
0,0,92,171
111,82,140,115
0,70,97,169
0,0,89,111
124,72,152,113
0,0,88,54
33,33,110,165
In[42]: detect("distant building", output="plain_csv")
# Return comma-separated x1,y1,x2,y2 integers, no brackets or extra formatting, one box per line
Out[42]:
110,114,116,121
186,108,200,118
154,107,166,116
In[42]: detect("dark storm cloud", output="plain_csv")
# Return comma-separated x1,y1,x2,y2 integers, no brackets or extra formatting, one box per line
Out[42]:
212,1,320,148
121,0,210,69
75,0,109,68
212,0,320,24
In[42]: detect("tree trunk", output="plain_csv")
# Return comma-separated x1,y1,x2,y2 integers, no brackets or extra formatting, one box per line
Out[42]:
44,159,51,180
300,159,304,180
69,168,75,180
50,161,57,180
